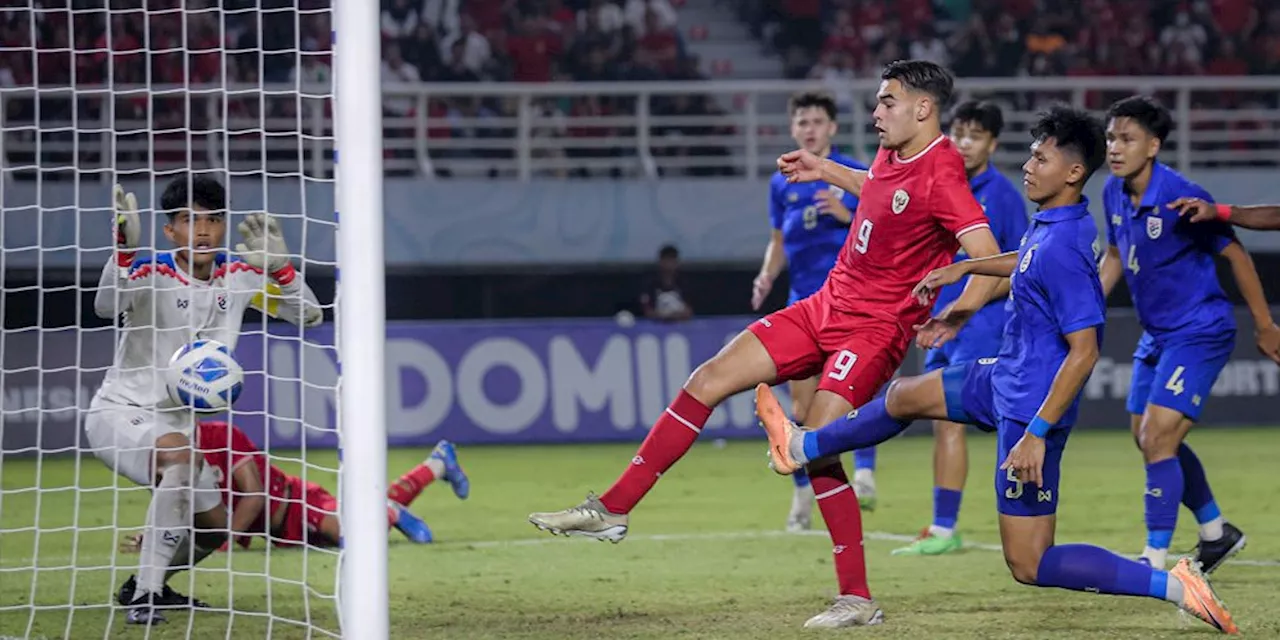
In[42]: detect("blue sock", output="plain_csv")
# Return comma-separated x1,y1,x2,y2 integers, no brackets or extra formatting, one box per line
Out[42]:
1176,443,1221,525
1035,544,1170,600
853,447,877,471
802,396,911,461
932,487,962,530
1145,457,1183,551
792,468,811,488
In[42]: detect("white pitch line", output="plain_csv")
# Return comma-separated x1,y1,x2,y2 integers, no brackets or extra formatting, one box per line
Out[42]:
450,528,1280,568
3,529,1276,569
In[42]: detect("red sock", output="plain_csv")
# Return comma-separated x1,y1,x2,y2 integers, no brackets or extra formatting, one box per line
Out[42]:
809,462,871,599
385,503,398,528
387,464,436,507
599,390,713,514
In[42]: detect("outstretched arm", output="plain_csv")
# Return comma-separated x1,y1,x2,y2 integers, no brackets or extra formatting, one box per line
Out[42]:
818,160,868,198
1220,241,1280,364
1170,197,1280,231
237,213,325,328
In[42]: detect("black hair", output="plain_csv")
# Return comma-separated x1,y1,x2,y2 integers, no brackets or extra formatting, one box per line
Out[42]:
160,174,227,218
788,91,838,121
949,100,1004,137
1106,95,1172,143
658,244,679,260
1031,104,1106,180
881,59,954,110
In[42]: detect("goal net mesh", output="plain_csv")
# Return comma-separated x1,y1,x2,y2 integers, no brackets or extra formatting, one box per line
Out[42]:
0,1,341,637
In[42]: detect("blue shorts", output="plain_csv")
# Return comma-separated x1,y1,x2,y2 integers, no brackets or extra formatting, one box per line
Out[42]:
941,359,1069,517
923,332,1004,373
1126,337,1232,421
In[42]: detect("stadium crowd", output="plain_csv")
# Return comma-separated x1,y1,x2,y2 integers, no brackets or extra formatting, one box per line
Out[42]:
0,0,1277,177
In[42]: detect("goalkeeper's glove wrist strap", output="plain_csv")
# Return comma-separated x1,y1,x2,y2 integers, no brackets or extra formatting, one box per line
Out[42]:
270,262,297,285
1027,416,1053,438
116,250,136,268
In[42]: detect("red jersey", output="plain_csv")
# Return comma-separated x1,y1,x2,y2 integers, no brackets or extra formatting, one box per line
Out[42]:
196,421,290,525
821,135,990,326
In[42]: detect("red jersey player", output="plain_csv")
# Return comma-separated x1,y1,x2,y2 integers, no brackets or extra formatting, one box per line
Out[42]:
121,421,470,551
529,60,1004,629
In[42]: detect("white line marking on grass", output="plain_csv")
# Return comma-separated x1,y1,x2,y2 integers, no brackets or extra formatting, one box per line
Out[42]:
454,528,1280,568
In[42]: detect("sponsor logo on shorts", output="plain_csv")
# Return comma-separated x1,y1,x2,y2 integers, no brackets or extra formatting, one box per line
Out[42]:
978,357,998,365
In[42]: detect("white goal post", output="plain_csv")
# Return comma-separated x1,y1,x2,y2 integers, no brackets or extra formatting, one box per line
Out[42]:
0,1,386,638
334,0,389,637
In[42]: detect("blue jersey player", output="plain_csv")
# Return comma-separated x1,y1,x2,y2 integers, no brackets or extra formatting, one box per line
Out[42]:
893,101,1029,557
1097,95,1279,573
754,105,1238,634
751,91,868,531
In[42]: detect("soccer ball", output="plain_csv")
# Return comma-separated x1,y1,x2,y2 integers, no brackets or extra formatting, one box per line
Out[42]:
166,340,245,413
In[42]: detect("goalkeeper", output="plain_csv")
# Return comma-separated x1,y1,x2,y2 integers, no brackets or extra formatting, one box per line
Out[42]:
83,175,324,625
121,420,468,560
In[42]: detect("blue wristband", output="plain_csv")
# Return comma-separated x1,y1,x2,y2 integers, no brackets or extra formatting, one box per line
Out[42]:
1027,416,1053,438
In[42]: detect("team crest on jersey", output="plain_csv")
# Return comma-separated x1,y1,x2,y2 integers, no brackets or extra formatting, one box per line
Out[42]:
1146,215,1163,239
1019,245,1037,273
788,192,798,203
891,189,910,214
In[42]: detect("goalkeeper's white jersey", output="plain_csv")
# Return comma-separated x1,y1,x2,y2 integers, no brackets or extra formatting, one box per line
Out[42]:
92,251,321,408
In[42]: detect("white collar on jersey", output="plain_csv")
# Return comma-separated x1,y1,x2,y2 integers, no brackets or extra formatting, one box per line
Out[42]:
891,134,946,164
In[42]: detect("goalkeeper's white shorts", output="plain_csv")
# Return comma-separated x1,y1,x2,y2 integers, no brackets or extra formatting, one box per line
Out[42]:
83,399,222,514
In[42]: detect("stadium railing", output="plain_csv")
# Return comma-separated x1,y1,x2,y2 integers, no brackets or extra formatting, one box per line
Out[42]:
1,76,1277,182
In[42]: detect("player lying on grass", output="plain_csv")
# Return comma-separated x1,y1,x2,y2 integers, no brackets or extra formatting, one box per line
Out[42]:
755,105,1238,634
1097,95,1278,571
894,100,1029,557
751,90,873,530
120,421,468,565
85,175,323,625
1171,198,1280,231
530,59,1007,629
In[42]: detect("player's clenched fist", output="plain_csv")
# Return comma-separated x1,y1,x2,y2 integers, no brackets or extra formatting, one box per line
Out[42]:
236,213,292,278
776,149,824,183
1001,432,1046,488
113,183,140,265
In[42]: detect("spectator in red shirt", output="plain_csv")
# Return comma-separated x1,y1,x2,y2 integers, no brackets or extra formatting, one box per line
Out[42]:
1207,38,1249,75
506,14,563,82
636,9,680,74
1211,0,1258,38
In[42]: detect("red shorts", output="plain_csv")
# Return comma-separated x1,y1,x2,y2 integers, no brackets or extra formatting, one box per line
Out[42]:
748,292,911,408
275,476,339,548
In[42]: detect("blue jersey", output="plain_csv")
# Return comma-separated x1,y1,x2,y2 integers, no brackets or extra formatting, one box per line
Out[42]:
769,150,867,301
930,164,1029,332
1103,162,1236,354
992,199,1106,428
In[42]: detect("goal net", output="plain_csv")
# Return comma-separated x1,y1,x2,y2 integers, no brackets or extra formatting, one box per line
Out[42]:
0,1,383,637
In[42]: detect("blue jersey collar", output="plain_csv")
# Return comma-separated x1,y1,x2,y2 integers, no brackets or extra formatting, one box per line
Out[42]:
969,163,997,191
1033,197,1090,222
1130,161,1168,216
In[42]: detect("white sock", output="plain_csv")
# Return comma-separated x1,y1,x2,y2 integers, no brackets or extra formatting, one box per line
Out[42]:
137,464,193,596
789,431,810,465
1142,546,1168,569
1163,573,1185,603
1199,517,1225,542
854,468,875,486
928,525,954,538
425,456,446,478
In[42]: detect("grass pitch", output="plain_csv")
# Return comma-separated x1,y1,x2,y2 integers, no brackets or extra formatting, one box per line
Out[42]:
2,427,1278,639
